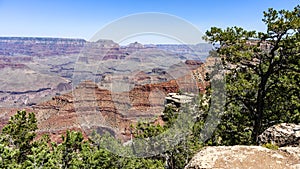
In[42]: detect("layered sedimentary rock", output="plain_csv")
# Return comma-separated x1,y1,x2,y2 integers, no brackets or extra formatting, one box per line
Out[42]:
33,78,183,142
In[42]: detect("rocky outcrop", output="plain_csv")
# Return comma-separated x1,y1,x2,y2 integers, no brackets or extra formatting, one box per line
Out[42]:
165,92,194,108
185,146,300,169
258,123,300,147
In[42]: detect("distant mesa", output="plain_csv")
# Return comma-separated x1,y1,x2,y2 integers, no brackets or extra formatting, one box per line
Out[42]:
95,39,120,48
127,42,144,48
95,39,116,44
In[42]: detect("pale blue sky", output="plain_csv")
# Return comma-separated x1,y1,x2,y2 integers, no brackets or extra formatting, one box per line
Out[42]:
0,0,298,42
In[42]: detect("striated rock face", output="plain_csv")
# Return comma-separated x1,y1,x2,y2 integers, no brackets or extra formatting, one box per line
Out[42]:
32,79,182,142
185,146,300,169
258,123,300,147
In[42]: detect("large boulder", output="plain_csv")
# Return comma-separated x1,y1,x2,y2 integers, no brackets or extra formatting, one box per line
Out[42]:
185,146,300,169
258,123,300,147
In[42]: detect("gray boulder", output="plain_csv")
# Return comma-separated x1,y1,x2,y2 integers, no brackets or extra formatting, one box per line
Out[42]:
258,123,300,147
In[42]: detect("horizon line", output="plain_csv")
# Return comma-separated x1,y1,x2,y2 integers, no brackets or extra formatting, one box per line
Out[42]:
0,36,210,45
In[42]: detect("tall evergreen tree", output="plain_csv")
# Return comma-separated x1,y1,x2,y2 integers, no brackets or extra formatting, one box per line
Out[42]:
203,5,300,143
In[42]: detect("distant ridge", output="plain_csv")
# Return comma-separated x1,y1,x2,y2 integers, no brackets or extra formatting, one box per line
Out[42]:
0,36,86,42
0,36,212,60
0,36,212,46
0,36,86,57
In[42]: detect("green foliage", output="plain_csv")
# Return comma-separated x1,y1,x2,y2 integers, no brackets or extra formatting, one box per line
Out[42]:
59,130,84,168
162,106,179,128
0,143,21,168
1,110,37,164
23,135,58,169
0,111,119,168
134,122,165,139
131,100,205,169
262,143,279,150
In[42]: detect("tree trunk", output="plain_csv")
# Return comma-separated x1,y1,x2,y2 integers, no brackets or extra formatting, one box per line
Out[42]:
253,76,268,143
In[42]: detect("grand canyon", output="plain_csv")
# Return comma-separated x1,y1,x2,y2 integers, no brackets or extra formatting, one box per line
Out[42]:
0,37,212,142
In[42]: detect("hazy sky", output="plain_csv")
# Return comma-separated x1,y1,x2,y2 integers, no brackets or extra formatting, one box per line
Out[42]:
0,0,298,43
